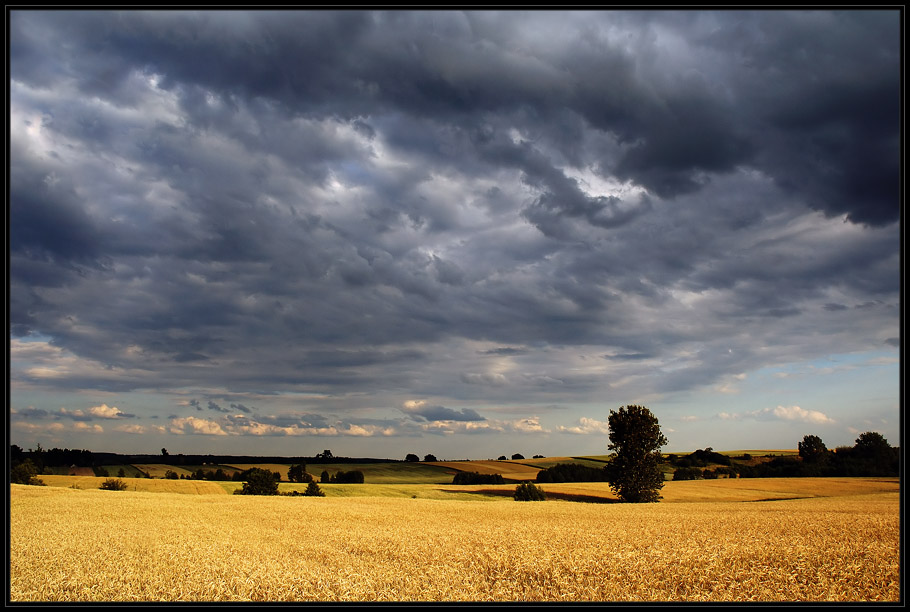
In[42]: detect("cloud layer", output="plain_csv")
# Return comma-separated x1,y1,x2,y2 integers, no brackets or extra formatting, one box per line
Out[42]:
9,10,900,455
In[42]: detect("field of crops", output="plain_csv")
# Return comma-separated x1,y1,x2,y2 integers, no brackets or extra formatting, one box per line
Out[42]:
10,478,899,602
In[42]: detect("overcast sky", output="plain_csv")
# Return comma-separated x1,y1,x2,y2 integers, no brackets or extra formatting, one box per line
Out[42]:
8,10,900,459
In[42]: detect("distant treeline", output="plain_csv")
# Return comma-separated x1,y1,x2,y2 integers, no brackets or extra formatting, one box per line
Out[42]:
9,444,395,468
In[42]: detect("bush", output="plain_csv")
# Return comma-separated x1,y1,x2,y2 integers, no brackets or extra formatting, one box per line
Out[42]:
513,482,546,501
100,478,127,491
164,469,179,480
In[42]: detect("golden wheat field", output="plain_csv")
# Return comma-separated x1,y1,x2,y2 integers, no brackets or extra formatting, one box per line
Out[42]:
9,478,899,603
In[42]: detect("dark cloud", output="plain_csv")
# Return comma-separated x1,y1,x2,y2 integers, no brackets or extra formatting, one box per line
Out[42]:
208,401,229,413
8,11,899,453
402,403,487,423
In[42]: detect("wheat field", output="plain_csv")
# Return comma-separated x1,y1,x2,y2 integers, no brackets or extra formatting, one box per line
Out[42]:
9,481,899,602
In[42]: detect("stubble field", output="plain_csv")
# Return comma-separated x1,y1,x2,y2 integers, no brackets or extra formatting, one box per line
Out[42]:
9,478,899,602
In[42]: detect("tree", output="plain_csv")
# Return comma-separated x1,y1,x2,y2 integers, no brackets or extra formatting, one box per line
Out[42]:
329,470,364,484
320,470,331,483
10,459,44,486
164,469,179,480
604,405,668,503
513,482,546,501
405,453,420,462
304,481,325,497
423,454,437,462
238,468,280,495
511,453,525,460
798,435,828,463
497,455,507,460
161,448,169,456
853,432,891,459
288,464,309,483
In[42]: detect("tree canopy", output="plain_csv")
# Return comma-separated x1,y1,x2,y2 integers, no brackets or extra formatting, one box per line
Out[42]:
604,405,668,503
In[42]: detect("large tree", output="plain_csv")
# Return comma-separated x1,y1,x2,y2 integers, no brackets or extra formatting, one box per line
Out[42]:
605,405,668,503
798,435,829,463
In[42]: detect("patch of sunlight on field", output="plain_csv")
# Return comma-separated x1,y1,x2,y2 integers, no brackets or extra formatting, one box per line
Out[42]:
431,460,541,480
132,464,188,478
37,475,228,495
10,484,899,602
658,477,899,503
223,463,294,477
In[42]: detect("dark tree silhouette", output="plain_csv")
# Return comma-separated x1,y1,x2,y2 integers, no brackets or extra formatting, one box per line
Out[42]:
798,435,828,463
604,405,668,503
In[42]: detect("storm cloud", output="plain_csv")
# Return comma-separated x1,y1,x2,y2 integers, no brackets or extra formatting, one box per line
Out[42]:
9,10,899,456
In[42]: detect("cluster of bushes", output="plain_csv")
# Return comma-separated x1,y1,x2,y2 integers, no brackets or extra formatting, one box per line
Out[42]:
669,448,732,468
163,467,233,481
282,482,326,497
320,469,365,484
535,463,609,483
672,466,738,480
452,471,505,485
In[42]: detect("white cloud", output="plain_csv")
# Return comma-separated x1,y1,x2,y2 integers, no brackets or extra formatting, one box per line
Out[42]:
767,405,835,424
89,404,126,419
557,417,611,435
169,417,228,436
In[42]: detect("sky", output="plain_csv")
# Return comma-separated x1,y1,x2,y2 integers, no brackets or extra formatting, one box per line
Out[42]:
8,9,901,460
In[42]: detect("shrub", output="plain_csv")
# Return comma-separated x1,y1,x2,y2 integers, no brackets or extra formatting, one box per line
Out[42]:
513,482,546,501
100,478,127,491
164,470,179,480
